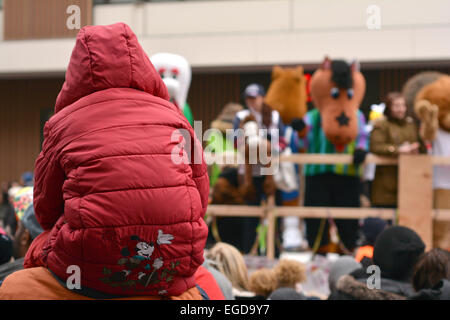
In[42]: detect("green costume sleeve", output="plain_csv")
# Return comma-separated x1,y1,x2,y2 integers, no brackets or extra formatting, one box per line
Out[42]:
183,103,194,126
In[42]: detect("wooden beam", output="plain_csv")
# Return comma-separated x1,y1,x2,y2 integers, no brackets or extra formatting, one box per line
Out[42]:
279,153,398,165
206,205,450,221
206,205,264,217
204,151,450,166
204,152,401,166
206,205,396,220
266,195,276,260
433,209,450,222
432,156,450,165
275,207,396,220
398,155,433,250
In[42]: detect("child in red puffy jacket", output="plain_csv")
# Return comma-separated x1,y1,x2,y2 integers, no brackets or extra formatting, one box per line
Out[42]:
0,23,209,300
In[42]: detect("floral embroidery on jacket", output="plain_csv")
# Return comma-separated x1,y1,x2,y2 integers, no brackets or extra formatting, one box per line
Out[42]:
99,229,180,294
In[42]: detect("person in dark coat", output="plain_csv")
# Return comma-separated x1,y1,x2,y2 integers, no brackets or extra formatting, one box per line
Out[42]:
329,226,425,300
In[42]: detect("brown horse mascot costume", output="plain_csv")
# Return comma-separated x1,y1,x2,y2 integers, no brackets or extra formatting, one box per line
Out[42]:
295,57,368,254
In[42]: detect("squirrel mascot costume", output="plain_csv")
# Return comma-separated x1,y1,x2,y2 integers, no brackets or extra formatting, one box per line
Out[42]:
294,57,368,254
264,65,308,251
403,72,450,250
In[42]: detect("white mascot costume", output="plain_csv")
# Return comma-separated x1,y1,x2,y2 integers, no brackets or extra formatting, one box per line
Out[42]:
150,53,194,126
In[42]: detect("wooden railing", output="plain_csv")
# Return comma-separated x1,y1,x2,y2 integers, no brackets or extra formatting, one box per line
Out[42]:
206,153,450,259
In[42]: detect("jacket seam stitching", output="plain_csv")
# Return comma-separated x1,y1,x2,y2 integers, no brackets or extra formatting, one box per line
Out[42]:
123,24,134,89
68,217,203,229
75,152,175,168
82,29,96,92
70,183,195,199
53,122,188,162
185,175,195,274
53,95,177,128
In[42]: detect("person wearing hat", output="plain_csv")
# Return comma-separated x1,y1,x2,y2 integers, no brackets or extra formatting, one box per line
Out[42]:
328,226,425,300
354,217,387,266
233,84,285,141
230,84,286,254
20,172,34,187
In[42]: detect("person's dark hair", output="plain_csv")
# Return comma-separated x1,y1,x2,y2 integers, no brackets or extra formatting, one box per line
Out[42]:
383,92,405,119
412,248,450,292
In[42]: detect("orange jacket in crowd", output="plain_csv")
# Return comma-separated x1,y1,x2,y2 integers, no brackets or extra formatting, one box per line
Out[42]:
355,245,374,262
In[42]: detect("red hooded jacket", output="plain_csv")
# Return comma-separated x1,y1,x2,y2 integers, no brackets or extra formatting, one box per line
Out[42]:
30,23,209,297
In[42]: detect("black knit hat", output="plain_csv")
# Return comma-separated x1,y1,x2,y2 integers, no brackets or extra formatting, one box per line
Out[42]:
373,226,425,281
363,217,387,244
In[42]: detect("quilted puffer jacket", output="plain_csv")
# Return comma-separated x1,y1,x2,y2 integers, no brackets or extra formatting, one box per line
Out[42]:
31,23,209,297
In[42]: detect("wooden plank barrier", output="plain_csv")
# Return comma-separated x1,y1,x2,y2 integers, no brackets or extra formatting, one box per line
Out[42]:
205,153,450,258
398,155,433,250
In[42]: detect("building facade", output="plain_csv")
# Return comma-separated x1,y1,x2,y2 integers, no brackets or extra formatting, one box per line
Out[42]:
1,0,450,183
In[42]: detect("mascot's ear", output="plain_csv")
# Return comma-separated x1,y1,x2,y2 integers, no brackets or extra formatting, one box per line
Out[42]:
295,66,304,76
272,66,283,80
350,59,360,72
321,56,331,70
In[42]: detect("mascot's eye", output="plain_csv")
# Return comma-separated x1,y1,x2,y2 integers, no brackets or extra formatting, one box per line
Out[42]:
171,68,179,79
347,88,354,99
330,87,339,99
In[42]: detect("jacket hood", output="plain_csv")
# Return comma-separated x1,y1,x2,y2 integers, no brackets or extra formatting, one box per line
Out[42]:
336,275,407,300
55,23,169,113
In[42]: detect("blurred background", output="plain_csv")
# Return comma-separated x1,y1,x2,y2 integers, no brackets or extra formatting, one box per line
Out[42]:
0,0,449,183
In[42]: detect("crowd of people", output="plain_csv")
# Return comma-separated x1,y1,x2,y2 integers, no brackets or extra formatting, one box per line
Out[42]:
1,182,449,300
0,22,449,300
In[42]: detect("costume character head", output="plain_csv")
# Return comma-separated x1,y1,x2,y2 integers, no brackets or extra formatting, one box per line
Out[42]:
150,53,191,111
403,71,450,141
309,57,366,148
265,66,308,125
